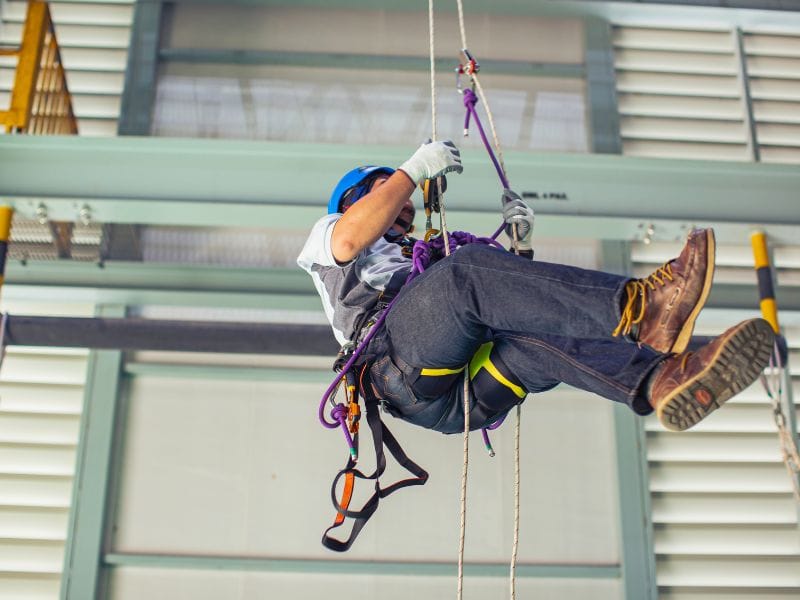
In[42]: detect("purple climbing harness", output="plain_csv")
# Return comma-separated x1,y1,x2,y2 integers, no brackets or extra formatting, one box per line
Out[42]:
318,231,504,448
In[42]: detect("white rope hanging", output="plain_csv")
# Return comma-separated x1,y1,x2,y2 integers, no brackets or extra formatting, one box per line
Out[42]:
428,3,523,598
455,0,508,186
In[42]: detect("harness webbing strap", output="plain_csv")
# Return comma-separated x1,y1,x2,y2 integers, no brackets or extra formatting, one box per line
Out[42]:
322,387,429,552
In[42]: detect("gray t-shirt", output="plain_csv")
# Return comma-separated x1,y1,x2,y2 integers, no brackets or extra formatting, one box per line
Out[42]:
297,213,412,346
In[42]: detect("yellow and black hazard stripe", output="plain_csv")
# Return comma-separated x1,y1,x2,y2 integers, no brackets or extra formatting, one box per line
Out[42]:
750,231,780,334
0,207,12,290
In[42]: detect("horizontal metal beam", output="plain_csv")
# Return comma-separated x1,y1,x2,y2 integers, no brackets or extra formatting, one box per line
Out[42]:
5,261,313,295
3,260,323,310
104,552,621,579
5,315,338,355
160,48,585,78
1,136,799,244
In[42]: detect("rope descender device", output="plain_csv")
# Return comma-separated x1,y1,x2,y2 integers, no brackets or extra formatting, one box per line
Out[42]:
455,48,480,87
421,175,447,234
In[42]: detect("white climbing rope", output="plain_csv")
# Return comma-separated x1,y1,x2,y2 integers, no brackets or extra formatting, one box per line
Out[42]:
510,404,521,599
429,0,437,142
429,4,525,598
453,2,522,598
455,0,508,184
458,370,470,600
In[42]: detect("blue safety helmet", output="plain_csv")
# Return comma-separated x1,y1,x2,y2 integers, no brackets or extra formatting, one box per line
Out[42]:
327,165,395,214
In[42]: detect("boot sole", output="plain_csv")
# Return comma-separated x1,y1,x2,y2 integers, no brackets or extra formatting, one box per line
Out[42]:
671,229,716,354
657,318,774,432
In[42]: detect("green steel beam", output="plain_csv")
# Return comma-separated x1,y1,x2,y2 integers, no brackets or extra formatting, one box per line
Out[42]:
5,261,313,295
6,261,798,314
159,47,585,78
61,305,126,600
3,261,322,309
602,241,658,600
612,404,658,600
103,552,621,579
1,136,799,243
170,0,800,27
585,18,622,154
118,0,163,135
124,363,332,382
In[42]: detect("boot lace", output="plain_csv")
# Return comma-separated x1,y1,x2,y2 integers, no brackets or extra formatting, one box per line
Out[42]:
612,262,674,338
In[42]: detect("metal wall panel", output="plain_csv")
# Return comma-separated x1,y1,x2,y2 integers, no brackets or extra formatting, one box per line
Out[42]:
633,240,800,597
0,299,92,600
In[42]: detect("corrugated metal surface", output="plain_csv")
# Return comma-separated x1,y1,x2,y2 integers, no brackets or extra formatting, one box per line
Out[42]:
0,299,92,600
632,240,800,598
0,0,133,136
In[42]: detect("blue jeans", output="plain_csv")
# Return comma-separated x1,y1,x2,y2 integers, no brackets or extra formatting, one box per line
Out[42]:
367,244,663,433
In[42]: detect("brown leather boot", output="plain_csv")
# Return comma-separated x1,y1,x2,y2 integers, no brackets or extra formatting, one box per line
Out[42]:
613,228,715,354
649,318,774,431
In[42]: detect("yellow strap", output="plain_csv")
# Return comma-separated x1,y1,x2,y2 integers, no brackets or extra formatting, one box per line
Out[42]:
469,342,526,399
420,365,466,376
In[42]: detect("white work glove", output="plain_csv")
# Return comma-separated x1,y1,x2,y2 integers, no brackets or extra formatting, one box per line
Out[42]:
398,139,463,185
501,189,534,251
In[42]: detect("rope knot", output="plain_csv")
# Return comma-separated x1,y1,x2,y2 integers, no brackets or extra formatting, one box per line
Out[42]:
331,403,348,423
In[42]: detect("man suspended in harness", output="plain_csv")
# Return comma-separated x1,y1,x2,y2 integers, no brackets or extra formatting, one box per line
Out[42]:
296,139,775,550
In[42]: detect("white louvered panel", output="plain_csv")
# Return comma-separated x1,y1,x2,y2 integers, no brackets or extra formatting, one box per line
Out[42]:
615,71,742,98
0,21,130,48
617,94,744,120
3,1,133,26
743,32,800,165
656,556,800,588
613,27,734,53
613,25,750,163
620,116,747,144
0,507,68,541
0,382,83,415
649,462,795,494
655,524,800,555
0,540,64,574
0,413,79,445
647,432,785,463
749,78,800,102
75,118,120,137
0,475,72,508
0,0,134,136
59,47,128,72
0,575,59,600
747,55,800,80
753,100,800,124
760,146,800,164
745,33,800,58
614,49,738,76
0,299,91,599
757,122,800,146
620,140,750,161
0,445,76,477
652,493,797,524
